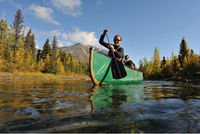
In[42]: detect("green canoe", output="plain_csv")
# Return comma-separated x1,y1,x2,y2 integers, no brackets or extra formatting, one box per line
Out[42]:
89,47,143,85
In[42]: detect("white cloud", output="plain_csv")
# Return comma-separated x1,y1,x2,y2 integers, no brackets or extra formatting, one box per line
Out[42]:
51,0,82,16
32,28,101,48
34,40,41,49
68,28,98,46
29,4,60,25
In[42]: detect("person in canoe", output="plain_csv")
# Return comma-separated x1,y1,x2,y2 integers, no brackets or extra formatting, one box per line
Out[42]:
99,29,127,79
125,55,136,70
99,29,124,61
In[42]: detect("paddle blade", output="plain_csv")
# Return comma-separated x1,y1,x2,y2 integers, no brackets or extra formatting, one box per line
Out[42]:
111,59,127,79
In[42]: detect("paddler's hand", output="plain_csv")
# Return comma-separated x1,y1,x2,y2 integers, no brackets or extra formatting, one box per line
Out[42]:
103,29,108,34
108,44,115,52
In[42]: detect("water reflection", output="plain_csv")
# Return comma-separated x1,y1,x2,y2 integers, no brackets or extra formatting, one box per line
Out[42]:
0,80,200,133
90,84,144,113
143,81,200,101
0,80,93,127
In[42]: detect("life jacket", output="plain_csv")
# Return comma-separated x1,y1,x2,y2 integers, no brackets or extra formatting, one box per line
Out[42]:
113,46,124,62
129,64,135,70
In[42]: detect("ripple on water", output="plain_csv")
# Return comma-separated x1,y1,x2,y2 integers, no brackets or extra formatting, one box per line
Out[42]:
0,80,200,133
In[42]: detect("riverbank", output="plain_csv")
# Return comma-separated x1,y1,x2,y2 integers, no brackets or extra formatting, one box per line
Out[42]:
0,72,90,80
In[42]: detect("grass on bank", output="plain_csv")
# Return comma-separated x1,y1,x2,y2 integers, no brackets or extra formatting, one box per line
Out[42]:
0,72,90,80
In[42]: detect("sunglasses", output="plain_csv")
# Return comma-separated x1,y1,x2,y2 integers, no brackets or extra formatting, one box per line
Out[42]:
114,39,121,41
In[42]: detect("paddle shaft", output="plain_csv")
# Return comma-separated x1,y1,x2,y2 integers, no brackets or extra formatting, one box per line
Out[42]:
105,33,122,78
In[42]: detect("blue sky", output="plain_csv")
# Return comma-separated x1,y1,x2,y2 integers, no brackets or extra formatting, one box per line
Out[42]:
0,0,200,66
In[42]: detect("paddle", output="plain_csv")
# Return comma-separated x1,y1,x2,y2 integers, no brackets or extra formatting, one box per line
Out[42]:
105,33,127,79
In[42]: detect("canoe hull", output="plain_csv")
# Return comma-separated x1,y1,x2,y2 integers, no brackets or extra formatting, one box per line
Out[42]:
89,47,143,85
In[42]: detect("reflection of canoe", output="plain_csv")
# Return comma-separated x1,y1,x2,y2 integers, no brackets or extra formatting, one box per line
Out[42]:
89,47,143,85
90,84,144,113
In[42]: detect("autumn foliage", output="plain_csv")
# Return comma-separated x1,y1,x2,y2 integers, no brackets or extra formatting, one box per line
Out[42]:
0,10,89,75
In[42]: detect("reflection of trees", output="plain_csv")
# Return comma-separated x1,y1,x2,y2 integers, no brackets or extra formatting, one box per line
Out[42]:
144,82,200,101
0,80,92,119
173,83,200,101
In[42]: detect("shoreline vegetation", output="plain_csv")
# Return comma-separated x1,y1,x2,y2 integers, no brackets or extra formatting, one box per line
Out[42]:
0,72,90,81
139,37,200,82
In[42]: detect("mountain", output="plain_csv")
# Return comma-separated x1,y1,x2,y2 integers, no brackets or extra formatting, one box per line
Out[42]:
61,43,107,62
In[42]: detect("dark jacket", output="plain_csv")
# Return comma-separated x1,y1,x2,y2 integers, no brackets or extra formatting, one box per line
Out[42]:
99,33,124,59
125,60,136,69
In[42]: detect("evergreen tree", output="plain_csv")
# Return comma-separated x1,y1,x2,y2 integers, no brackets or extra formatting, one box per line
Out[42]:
24,28,36,54
12,9,24,43
179,37,190,66
59,49,68,72
41,38,51,59
30,34,36,54
24,28,32,50
161,56,166,69
52,35,58,59
37,49,42,62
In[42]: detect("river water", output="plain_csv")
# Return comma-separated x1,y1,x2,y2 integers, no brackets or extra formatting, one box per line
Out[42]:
0,80,200,133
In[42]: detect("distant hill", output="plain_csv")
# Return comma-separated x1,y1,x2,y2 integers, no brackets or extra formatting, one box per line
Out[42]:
60,43,107,62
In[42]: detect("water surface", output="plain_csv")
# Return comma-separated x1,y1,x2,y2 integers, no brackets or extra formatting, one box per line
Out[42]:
0,80,200,133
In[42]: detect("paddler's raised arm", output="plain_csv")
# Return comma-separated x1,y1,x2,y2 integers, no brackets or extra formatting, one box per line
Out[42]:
99,29,110,49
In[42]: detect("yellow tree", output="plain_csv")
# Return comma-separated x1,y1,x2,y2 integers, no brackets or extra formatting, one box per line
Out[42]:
37,59,45,72
152,47,161,78
182,53,199,77
161,57,172,78
172,55,181,77
15,39,25,71
182,56,189,69
66,55,75,73
42,54,51,73
56,58,65,74
24,50,35,72
0,55,3,71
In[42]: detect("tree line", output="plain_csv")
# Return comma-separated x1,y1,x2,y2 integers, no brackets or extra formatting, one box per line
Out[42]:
0,9,89,75
139,37,200,80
